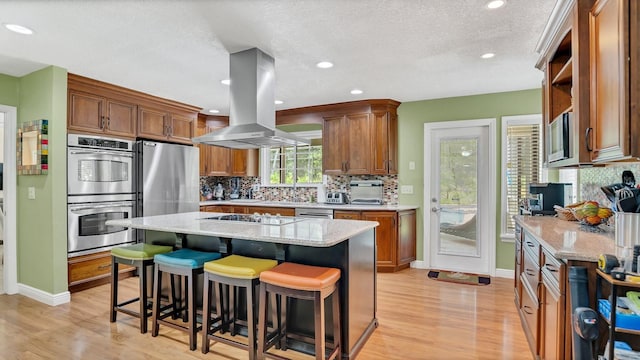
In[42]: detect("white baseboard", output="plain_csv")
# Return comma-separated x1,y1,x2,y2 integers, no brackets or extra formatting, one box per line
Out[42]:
18,283,71,306
410,260,427,269
494,268,515,279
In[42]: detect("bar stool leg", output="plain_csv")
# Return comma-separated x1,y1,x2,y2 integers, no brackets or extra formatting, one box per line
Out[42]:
151,263,162,337
332,287,341,359
202,271,212,354
314,291,325,360
257,283,268,360
110,256,118,323
280,294,288,350
139,262,149,333
188,270,197,351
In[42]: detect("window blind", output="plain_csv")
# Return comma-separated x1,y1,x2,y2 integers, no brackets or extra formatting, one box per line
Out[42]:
505,124,540,232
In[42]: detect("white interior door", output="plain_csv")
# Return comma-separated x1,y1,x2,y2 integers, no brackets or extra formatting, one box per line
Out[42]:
424,119,496,276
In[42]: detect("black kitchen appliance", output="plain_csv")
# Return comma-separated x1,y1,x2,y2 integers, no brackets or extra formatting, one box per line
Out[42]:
528,182,573,215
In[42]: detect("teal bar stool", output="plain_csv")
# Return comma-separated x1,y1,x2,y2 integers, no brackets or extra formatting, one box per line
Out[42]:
201,254,278,360
151,248,222,351
109,243,173,333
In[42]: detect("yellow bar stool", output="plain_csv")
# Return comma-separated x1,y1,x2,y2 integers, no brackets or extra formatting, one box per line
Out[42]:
257,262,342,360
109,243,173,333
201,254,278,360
151,248,222,351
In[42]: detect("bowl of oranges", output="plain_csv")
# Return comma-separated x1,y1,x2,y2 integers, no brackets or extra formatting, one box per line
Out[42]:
571,201,614,226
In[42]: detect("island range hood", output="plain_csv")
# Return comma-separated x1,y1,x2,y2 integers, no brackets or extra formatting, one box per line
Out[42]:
192,48,309,149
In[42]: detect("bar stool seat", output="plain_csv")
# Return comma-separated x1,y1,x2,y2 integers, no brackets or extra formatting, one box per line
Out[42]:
257,262,342,360
110,243,173,333
202,255,278,360
151,248,222,351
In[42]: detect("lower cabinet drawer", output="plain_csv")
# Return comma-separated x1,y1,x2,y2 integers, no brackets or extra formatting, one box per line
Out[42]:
521,279,540,356
68,251,133,287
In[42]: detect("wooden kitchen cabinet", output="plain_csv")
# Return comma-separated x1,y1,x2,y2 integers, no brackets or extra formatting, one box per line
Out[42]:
334,209,416,272
138,105,195,145
323,113,371,175
68,250,134,293
68,90,137,139
537,0,594,167
197,114,258,177
371,111,398,174
516,226,570,360
588,0,640,162
68,74,200,143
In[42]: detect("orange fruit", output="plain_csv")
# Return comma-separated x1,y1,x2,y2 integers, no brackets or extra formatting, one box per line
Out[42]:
585,215,602,225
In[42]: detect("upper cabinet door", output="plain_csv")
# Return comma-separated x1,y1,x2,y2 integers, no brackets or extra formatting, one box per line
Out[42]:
68,90,106,134
322,115,347,175
344,113,372,174
589,0,633,162
371,111,398,175
168,113,195,144
138,106,168,140
105,99,137,138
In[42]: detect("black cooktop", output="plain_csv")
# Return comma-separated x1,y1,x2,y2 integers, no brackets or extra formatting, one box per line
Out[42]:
202,214,301,226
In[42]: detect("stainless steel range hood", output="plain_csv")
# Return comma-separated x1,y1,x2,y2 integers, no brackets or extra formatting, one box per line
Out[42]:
192,48,309,149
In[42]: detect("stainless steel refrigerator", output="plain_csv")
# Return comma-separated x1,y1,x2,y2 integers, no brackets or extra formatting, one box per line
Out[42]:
135,140,199,243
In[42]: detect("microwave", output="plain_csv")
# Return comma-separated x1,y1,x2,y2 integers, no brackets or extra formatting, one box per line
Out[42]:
548,112,572,162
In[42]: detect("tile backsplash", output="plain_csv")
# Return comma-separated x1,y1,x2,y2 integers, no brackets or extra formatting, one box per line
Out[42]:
200,174,399,204
579,163,640,207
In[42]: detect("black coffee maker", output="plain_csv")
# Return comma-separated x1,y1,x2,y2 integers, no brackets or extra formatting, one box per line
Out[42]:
528,183,573,215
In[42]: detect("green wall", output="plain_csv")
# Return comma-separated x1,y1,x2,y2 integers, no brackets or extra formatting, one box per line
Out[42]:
0,74,20,106
397,88,542,270
2,67,68,294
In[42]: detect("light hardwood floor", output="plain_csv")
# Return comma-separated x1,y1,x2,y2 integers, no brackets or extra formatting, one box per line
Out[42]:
0,268,530,359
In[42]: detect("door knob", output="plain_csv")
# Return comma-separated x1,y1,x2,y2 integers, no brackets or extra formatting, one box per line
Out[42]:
431,207,441,213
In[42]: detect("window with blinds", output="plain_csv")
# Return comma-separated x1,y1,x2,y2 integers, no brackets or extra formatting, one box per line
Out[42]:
504,119,541,233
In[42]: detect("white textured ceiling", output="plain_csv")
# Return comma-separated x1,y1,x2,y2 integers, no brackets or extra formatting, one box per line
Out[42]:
0,0,555,114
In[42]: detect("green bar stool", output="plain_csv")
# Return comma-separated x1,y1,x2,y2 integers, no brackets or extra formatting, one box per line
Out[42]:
201,254,278,360
151,248,222,351
257,262,342,360
110,243,173,333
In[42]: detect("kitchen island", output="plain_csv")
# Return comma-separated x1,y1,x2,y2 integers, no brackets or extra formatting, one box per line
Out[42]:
107,211,379,359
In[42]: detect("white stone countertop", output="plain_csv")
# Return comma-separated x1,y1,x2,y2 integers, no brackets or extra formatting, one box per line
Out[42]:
515,215,618,262
107,211,379,247
199,200,419,211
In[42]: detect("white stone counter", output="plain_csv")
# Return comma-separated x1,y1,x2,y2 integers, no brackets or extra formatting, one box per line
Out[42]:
515,215,618,262
107,211,379,247
199,200,419,211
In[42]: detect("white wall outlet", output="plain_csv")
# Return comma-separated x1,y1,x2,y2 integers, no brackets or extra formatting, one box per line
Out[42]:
28,186,36,199
409,161,416,170
400,185,414,194
252,184,260,192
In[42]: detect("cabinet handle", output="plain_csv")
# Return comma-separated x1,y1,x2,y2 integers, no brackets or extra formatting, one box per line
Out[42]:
545,264,558,272
345,161,349,172
525,268,537,277
100,116,106,129
585,127,593,152
388,160,393,172
98,264,111,270
522,305,534,315
106,117,110,129
525,241,535,248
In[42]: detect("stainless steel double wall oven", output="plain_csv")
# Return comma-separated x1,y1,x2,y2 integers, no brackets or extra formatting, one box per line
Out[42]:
67,134,136,257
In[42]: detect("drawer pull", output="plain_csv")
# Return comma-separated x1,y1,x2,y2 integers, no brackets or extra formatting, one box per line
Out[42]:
545,264,558,272
525,268,537,277
522,305,534,315
98,264,112,270
526,241,536,248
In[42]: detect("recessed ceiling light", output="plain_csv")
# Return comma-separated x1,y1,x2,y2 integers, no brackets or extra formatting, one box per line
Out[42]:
487,0,505,9
350,89,363,95
221,79,231,85
5,23,34,35
274,100,284,105
481,53,495,59
316,61,334,69
208,109,220,114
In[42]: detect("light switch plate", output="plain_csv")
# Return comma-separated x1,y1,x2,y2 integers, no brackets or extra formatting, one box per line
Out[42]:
28,187,36,199
400,185,414,194
409,161,416,170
